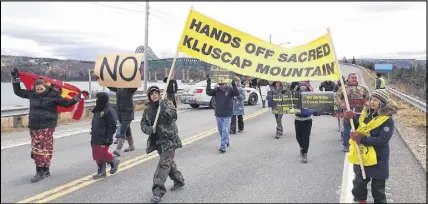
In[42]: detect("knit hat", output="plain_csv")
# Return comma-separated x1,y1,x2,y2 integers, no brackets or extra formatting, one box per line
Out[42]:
33,78,46,87
147,86,161,102
371,89,389,106
95,92,109,106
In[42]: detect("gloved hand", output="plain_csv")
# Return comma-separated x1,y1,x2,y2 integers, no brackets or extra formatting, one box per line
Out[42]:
81,90,90,97
343,110,355,120
150,126,156,134
350,131,362,144
159,98,168,108
11,68,19,79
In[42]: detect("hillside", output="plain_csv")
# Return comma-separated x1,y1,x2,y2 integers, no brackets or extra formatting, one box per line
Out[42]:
1,55,95,82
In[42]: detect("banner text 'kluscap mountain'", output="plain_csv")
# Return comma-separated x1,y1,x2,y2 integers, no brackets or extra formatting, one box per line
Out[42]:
177,10,340,82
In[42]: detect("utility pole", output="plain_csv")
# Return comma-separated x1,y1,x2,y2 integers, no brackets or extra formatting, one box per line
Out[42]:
269,34,272,43
143,0,150,93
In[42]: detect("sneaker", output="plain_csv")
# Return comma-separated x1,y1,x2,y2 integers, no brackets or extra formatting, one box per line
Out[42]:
238,129,243,133
301,154,308,163
343,146,349,152
151,194,161,203
219,147,226,153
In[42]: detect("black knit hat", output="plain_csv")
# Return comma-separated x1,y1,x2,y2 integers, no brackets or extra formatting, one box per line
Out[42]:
95,92,109,106
147,86,161,101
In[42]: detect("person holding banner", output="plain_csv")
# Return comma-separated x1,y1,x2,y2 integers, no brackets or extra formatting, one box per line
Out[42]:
140,86,185,203
11,70,85,183
335,73,370,152
257,78,269,108
319,80,335,91
267,81,287,139
342,89,397,204
230,76,246,134
107,87,138,156
294,82,320,163
206,75,239,153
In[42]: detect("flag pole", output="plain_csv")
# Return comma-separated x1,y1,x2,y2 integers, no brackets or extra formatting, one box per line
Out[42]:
327,27,366,179
152,7,193,129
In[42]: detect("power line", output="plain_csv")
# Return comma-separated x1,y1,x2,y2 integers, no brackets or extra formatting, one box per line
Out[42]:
86,2,144,14
127,2,178,19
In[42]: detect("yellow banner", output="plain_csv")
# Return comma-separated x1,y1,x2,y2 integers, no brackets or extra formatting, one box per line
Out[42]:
177,9,340,82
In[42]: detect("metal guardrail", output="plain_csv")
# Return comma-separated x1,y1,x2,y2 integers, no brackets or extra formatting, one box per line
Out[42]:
386,87,426,112
1,92,183,118
347,63,426,112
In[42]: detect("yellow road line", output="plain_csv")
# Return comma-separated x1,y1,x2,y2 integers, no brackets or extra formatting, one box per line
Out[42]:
18,108,268,203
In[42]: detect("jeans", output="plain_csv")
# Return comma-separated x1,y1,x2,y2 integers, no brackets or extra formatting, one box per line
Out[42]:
216,117,231,148
118,120,132,139
343,114,360,147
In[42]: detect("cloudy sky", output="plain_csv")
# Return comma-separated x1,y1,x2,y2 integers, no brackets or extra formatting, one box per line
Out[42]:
1,1,426,61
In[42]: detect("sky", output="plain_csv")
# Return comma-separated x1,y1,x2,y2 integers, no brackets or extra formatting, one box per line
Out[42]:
1,1,426,61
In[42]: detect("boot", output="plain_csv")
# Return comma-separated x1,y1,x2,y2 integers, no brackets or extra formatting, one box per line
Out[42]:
113,138,125,156
31,166,45,183
108,157,120,174
124,136,135,152
301,153,308,163
43,167,51,177
92,163,107,179
170,181,185,191
275,127,282,139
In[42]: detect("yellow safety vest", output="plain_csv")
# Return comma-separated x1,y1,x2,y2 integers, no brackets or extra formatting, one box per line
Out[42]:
347,109,390,166
375,77,386,89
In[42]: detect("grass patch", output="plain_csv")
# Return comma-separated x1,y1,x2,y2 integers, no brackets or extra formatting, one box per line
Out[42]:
392,95,427,129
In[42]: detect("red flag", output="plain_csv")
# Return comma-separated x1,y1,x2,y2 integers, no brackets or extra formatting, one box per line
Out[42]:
18,71,88,120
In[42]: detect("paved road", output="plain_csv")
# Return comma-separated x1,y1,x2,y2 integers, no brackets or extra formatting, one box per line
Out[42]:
1,65,426,203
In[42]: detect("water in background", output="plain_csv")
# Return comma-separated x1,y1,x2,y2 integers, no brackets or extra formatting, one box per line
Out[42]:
1,80,195,108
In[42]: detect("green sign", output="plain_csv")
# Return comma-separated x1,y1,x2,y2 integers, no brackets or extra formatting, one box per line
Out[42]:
272,91,300,114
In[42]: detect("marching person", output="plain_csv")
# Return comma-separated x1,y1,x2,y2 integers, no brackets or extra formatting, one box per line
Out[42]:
257,78,269,108
206,75,239,153
294,82,319,163
163,77,179,108
343,89,397,204
335,73,370,152
319,80,335,91
90,92,120,179
230,76,246,134
107,87,138,156
11,69,86,183
140,86,185,203
267,81,287,139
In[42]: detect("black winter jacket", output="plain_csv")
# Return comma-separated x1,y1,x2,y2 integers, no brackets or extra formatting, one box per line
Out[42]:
90,103,118,145
107,87,137,121
13,82,78,130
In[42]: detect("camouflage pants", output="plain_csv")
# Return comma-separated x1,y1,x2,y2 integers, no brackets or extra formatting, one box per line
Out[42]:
152,149,184,197
274,114,283,134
